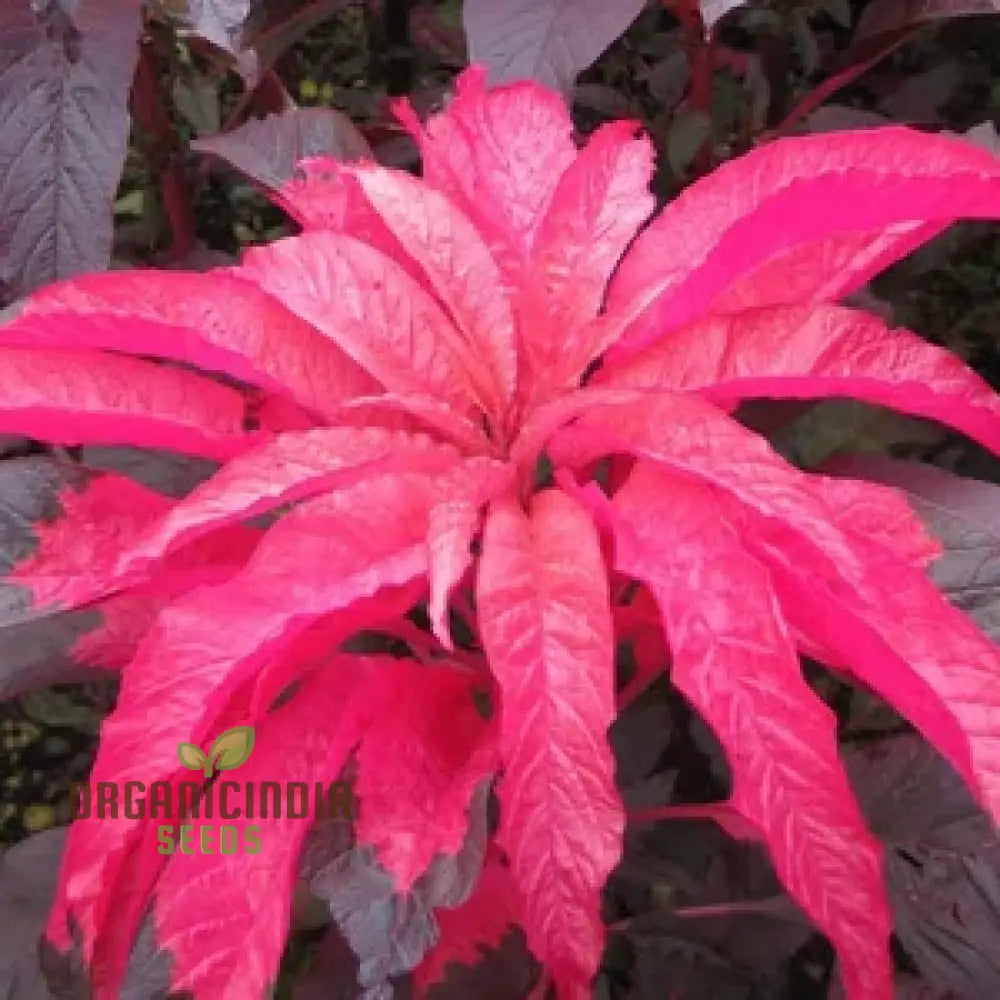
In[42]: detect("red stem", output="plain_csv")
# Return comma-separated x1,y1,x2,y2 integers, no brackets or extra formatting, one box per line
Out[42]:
763,29,919,141
132,40,196,261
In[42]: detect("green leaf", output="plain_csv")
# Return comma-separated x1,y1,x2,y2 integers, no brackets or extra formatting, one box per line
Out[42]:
208,725,256,773
177,742,207,771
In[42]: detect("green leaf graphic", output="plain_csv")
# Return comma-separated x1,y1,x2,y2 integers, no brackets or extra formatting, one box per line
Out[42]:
207,726,256,776
177,742,207,772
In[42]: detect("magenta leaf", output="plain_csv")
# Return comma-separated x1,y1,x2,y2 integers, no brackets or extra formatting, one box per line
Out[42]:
609,462,893,1000
0,0,141,300
599,303,1000,455
604,127,1000,360
10,269,378,420
154,660,373,999
550,392,1000,826
394,67,577,265
353,660,498,890
193,107,372,191
462,0,647,94
0,347,251,459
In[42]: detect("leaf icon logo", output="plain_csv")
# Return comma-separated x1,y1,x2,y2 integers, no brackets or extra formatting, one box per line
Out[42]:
176,726,255,778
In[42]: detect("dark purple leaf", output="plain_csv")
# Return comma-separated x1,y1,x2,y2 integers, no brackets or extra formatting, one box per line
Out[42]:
421,928,538,1000
0,0,141,302
855,0,1000,43
193,108,373,192
311,845,440,999
293,928,362,1000
844,734,1000,996
462,0,647,94
0,829,68,1000
156,0,256,54
309,785,490,998
79,447,218,498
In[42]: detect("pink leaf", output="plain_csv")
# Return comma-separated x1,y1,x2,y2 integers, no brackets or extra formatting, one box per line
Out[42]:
354,660,499,890
477,490,622,996
154,658,375,999
104,426,463,605
239,232,475,414
549,392,1000,823
605,127,1000,360
394,67,577,264
529,120,655,386
341,161,518,416
0,347,250,459
599,303,1000,455
47,473,438,995
706,223,945,315
427,457,514,648
13,269,378,419
609,463,892,1000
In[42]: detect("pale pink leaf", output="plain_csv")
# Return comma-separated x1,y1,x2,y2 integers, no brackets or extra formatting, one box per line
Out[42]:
477,490,622,995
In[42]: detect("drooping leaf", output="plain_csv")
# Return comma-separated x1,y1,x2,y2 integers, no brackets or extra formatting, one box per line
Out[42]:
47,474,438,995
549,391,1000,824
193,107,372,191
0,0,141,300
10,269,378,421
843,734,1000,997
154,660,375,999
0,347,251,459
603,127,1000,361
599,303,1000,455
36,426,462,612
426,458,514,648
353,660,498,890
462,0,647,94
609,463,893,1000
477,490,622,995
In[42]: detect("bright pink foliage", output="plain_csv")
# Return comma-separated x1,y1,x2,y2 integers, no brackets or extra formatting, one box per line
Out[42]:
4,65,1000,1000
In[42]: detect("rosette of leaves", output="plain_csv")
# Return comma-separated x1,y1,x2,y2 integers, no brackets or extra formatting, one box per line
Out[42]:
2,64,1000,1000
